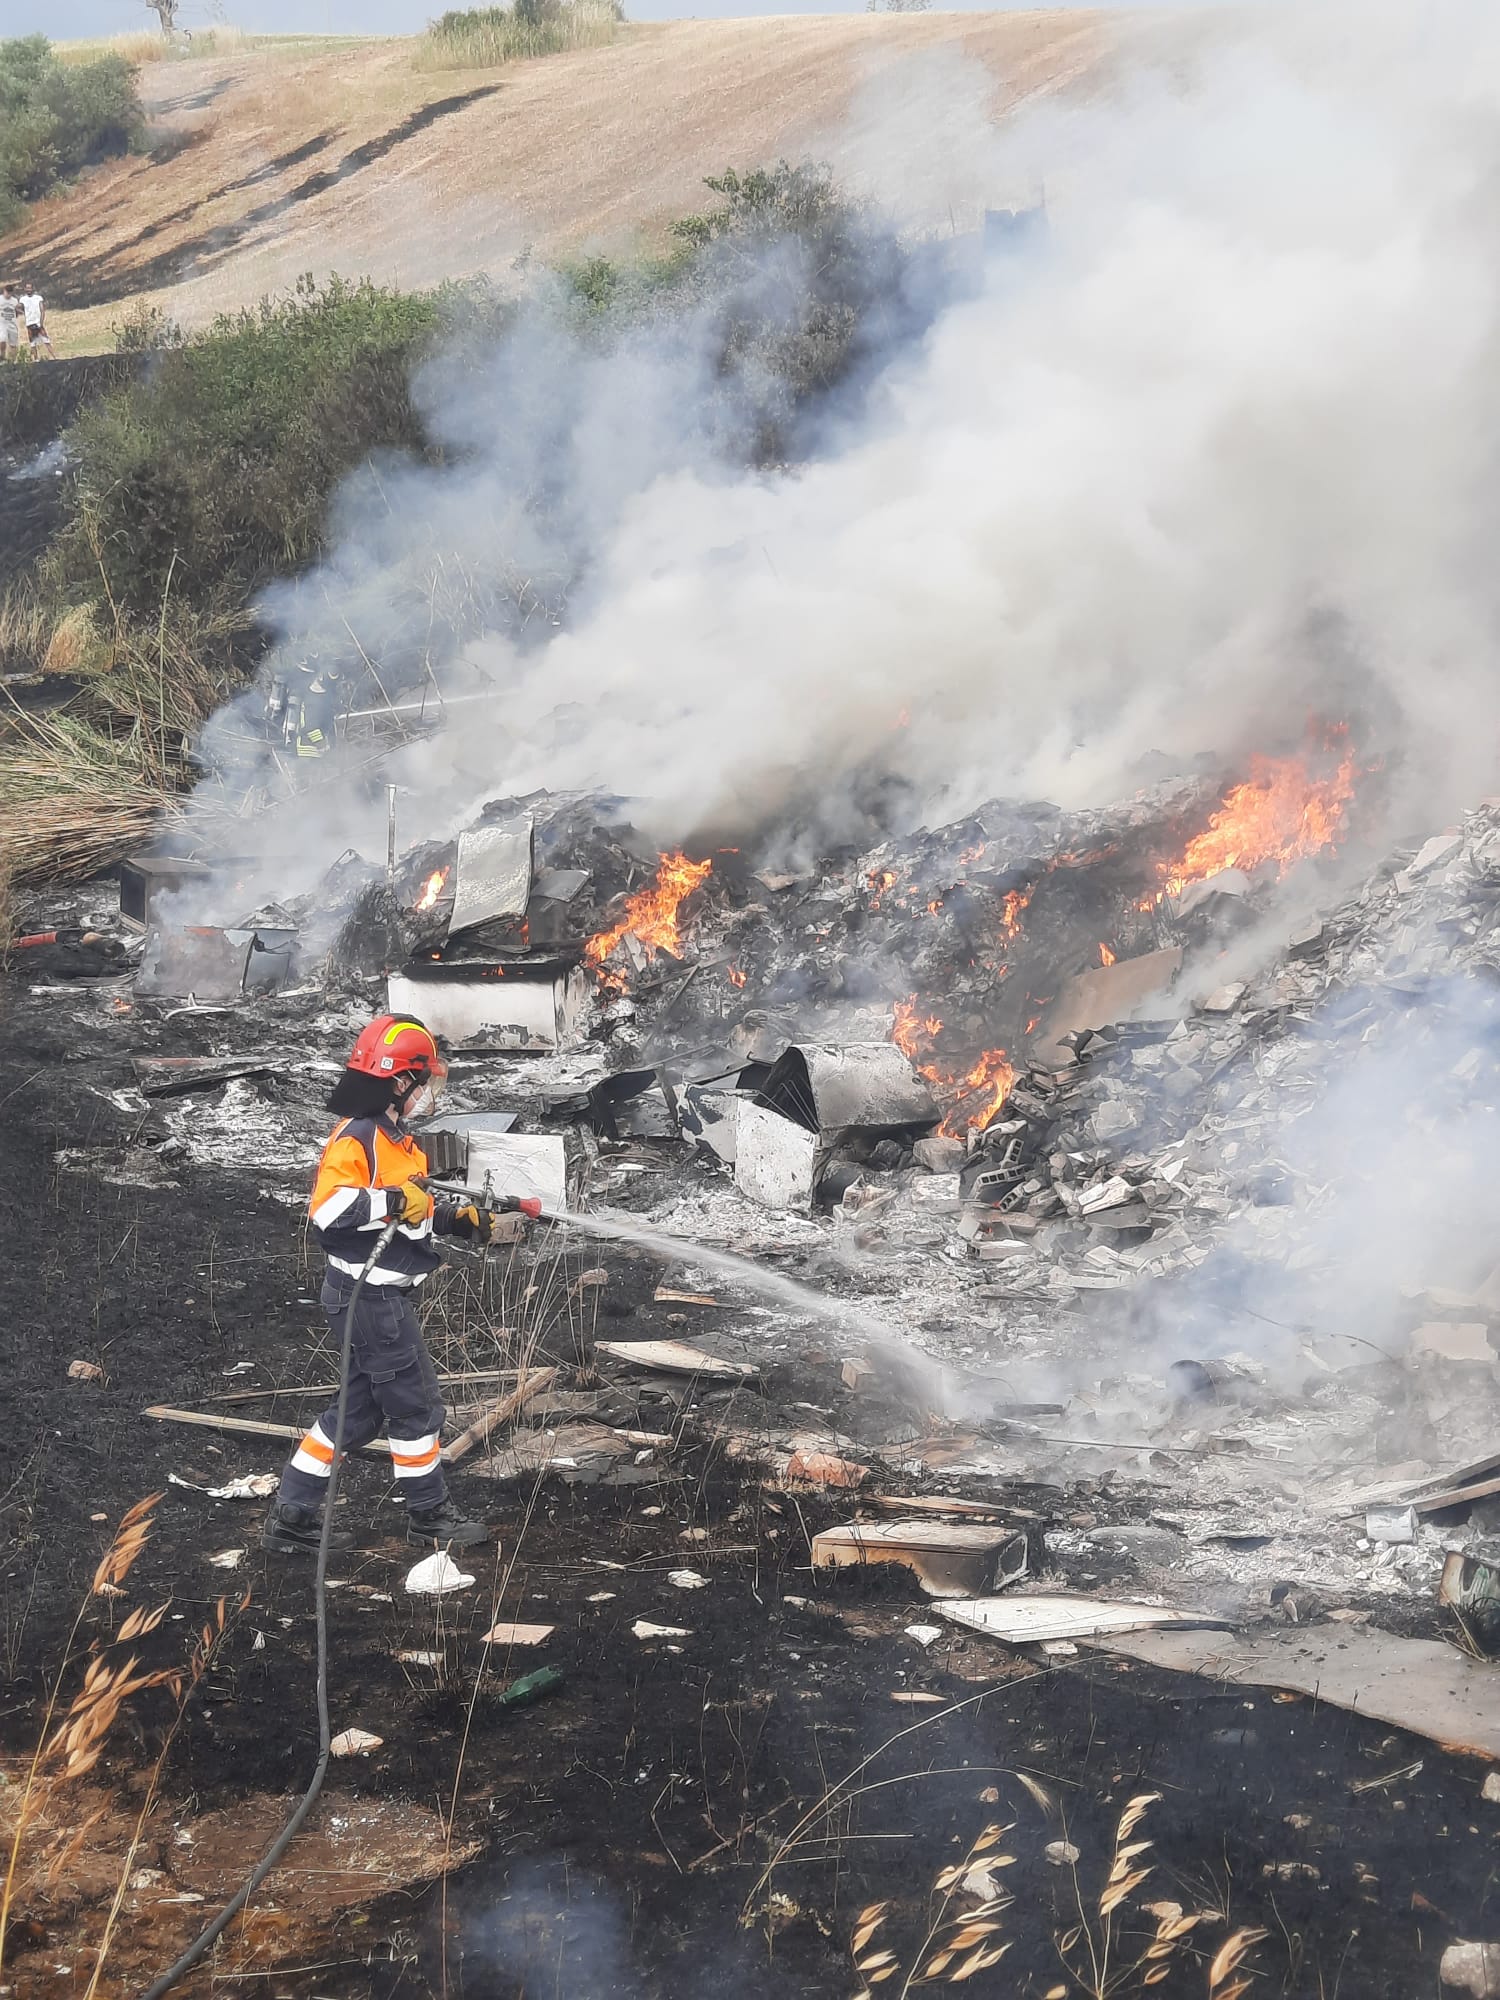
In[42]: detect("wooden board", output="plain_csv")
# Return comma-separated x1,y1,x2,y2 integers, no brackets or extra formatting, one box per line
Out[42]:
596,1339,756,1380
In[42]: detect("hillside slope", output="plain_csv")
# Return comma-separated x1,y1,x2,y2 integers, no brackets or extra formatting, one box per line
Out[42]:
5,12,1160,350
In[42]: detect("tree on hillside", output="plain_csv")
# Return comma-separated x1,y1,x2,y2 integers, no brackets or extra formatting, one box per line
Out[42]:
866,0,933,11
0,35,146,233
144,0,181,35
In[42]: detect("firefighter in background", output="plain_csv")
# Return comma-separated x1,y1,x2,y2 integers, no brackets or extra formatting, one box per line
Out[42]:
264,650,346,760
263,1015,540,1555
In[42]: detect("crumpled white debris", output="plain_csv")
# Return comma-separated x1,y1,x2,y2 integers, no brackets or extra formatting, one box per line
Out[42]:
404,1551,474,1595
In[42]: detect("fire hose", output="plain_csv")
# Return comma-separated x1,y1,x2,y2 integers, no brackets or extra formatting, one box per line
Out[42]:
136,1187,546,1999
135,1218,399,2000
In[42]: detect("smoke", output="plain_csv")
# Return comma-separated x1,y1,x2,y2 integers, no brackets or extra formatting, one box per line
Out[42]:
194,0,1500,899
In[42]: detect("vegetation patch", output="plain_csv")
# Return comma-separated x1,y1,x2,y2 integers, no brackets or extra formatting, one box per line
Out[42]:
0,35,146,237
1,164,925,885
417,0,620,71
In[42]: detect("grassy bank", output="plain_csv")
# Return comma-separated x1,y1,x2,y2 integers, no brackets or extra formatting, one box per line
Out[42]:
1,164,915,886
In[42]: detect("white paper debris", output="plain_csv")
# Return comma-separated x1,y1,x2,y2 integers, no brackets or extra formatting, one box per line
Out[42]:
667,1569,708,1590
404,1551,475,1596
210,1473,278,1499
905,1625,943,1648
206,1548,245,1570
632,1619,691,1640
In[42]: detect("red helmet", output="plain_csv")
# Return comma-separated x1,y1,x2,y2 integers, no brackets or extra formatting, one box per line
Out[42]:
346,1015,446,1084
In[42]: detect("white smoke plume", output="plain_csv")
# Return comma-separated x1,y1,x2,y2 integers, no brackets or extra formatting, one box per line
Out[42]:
205,0,1500,893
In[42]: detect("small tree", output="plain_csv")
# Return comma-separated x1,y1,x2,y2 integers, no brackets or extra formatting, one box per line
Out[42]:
145,0,180,35
867,0,933,11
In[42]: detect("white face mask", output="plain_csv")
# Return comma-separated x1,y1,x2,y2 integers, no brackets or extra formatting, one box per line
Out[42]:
404,1080,439,1121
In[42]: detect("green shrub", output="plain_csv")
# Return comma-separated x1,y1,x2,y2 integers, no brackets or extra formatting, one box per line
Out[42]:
0,35,145,233
52,274,451,620
417,1,618,70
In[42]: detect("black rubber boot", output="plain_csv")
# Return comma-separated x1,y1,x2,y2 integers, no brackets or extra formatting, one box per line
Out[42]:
406,1499,488,1548
261,1503,354,1555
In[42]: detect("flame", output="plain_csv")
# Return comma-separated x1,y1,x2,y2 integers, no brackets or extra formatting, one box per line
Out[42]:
1098,942,1116,967
892,998,1015,1136
585,850,713,975
727,963,747,989
414,867,449,913
1000,887,1032,939
868,868,897,911
1156,739,1359,900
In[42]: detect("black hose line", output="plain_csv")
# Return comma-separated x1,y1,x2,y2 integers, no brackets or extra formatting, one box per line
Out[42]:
137,1220,399,2000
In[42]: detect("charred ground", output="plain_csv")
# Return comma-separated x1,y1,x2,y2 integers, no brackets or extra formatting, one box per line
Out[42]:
3,955,1500,2000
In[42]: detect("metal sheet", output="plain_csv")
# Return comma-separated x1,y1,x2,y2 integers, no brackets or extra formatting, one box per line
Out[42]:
757,1042,937,1136
449,817,534,933
937,1594,1230,1645
135,928,251,1002
450,1132,568,1213
734,1101,819,1213
1031,947,1185,1059
387,964,588,1052
532,867,590,904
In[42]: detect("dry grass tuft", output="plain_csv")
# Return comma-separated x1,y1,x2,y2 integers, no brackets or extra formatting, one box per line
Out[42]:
0,1494,252,1991
0,711,178,886
42,605,111,678
417,2,619,71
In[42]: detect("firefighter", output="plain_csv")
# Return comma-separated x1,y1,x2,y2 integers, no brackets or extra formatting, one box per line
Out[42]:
263,1014,537,1555
263,651,345,760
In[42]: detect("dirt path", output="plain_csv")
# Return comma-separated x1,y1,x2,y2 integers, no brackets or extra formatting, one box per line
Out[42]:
5,12,1154,352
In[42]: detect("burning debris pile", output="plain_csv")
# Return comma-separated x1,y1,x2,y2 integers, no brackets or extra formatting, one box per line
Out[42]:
80,719,1500,1370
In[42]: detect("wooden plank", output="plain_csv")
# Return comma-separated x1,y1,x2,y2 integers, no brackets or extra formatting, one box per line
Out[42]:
143,1405,387,1457
442,1368,558,1466
863,1494,1007,1521
596,1339,756,1380
1413,1472,1500,1516
203,1368,521,1406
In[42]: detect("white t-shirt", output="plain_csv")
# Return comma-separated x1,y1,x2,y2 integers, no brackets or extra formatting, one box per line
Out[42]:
0,294,17,334
20,293,43,329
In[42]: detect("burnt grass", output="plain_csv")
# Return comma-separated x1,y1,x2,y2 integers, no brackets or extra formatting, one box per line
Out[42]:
3,981,1500,1998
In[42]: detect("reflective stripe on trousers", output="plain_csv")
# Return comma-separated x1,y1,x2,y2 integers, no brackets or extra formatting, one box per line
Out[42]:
278,1276,448,1513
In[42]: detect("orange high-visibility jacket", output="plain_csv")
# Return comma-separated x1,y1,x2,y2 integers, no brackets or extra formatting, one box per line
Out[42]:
309,1116,442,1286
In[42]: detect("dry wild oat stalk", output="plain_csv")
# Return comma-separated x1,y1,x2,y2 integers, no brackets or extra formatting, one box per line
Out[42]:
0,1493,251,1985
1049,1792,1264,2000
846,1822,1016,1995
1207,1926,1268,2000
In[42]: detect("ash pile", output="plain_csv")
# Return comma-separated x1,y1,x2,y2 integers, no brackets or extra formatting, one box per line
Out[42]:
27,732,1500,1641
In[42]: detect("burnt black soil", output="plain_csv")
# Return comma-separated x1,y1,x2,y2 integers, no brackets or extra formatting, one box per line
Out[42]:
4,974,1500,1999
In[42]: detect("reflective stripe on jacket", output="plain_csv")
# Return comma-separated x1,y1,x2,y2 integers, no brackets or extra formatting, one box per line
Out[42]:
309,1116,442,1286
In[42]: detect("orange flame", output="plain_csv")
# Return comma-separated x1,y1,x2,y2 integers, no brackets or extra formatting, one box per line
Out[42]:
1000,887,1032,939
1157,741,1358,900
867,868,897,910
892,998,1015,1136
585,851,713,974
727,963,747,989
1098,941,1116,967
414,867,449,913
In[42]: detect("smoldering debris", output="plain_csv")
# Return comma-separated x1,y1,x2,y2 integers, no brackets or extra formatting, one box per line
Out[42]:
17,735,1500,1662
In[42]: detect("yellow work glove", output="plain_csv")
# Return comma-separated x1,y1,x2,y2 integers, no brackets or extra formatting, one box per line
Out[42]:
453,1201,495,1244
393,1180,433,1226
